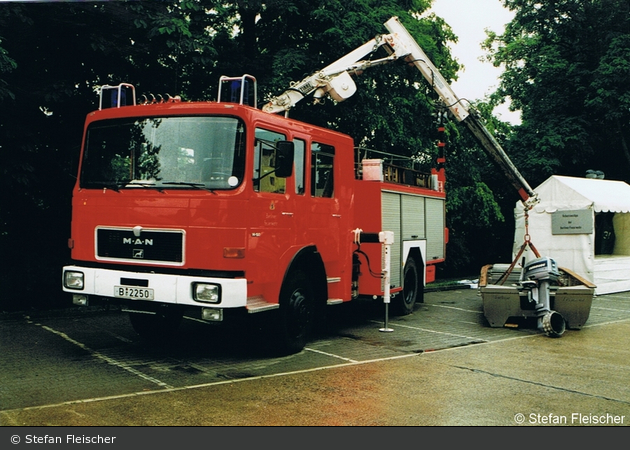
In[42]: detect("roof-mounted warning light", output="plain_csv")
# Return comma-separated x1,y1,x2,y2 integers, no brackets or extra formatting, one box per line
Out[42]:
99,83,136,110
218,75,257,108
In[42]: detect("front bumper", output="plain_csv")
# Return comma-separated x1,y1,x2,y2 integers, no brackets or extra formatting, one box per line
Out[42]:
62,265,247,308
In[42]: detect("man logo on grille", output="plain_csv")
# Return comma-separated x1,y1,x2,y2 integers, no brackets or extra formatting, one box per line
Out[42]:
123,237,153,245
133,249,144,259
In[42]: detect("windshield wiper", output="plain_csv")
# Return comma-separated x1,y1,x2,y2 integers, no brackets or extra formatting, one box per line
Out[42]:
97,182,121,192
125,181,164,193
162,182,215,193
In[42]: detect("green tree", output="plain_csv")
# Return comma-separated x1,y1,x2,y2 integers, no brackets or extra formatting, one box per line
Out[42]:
0,38,16,100
484,0,630,185
441,109,514,274
0,1,176,310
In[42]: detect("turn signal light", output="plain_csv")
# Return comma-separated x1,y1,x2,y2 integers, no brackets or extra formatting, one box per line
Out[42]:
223,247,245,259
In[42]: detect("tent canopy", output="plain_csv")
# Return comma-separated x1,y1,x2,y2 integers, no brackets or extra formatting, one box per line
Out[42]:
513,175,630,294
526,175,630,213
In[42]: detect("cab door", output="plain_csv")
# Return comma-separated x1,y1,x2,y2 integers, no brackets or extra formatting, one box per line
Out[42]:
292,139,344,300
248,127,295,302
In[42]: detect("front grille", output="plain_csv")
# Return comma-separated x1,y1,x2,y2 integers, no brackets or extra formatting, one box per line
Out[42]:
96,227,184,265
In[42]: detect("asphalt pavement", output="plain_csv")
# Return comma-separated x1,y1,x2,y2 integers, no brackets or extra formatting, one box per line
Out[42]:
1,286,630,426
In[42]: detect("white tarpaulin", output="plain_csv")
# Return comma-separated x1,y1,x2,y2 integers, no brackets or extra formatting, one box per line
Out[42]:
514,175,630,295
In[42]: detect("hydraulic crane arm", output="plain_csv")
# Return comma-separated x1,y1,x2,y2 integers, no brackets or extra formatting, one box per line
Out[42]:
262,33,406,115
382,17,538,207
461,112,537,205
263,16,539,208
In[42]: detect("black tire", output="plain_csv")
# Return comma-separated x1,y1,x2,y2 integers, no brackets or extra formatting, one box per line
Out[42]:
395,257,420,315
276,270,315,354
129,306,183,343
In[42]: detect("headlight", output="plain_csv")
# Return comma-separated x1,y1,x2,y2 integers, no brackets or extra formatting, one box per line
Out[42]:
193,283,221,303
64,271,84,290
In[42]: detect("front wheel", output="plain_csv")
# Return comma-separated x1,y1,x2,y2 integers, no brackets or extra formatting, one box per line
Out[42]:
276,270,315,354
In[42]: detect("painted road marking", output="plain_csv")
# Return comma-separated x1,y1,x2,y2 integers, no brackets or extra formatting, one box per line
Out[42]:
28,319,174,390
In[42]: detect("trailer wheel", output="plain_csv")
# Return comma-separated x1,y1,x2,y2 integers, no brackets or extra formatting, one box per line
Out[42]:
395,257,419,315
277,270,315,354
129,307,183,343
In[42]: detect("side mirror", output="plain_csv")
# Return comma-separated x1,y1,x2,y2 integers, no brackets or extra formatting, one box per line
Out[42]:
274,140,294,178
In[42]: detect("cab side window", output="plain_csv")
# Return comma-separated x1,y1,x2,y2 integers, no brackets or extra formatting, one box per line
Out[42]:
253,128,287,194
294,138,306,195
311,142,334,198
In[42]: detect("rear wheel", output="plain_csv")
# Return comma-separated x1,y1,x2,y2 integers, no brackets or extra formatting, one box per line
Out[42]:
395,257,420,315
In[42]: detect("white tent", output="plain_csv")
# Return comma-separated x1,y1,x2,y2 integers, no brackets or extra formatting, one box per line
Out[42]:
514,175,630,295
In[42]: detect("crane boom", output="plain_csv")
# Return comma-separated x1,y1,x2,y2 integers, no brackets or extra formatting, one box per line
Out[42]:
262,33,403,114
263,16,539,207
383,17,537,206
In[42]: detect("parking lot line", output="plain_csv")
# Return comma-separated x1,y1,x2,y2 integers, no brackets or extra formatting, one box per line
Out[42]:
429,304,484,314
369,319,484,341
30,319,174,390
305,347,359,363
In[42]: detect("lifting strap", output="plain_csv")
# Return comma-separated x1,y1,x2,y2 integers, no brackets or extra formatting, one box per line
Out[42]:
497,207,541,285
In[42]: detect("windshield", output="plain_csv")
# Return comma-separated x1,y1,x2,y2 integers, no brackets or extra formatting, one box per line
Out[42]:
81,116,246,191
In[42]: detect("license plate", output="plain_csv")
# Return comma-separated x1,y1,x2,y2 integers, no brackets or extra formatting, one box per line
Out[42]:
114,286,154,300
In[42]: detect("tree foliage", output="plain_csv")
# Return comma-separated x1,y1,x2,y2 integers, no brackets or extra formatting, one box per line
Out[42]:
0,2,175,310
484,0,630,186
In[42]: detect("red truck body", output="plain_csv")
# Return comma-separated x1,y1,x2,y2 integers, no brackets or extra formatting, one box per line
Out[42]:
62,83,446,352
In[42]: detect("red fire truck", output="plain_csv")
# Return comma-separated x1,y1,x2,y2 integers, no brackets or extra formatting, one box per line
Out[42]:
62,17,535,353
